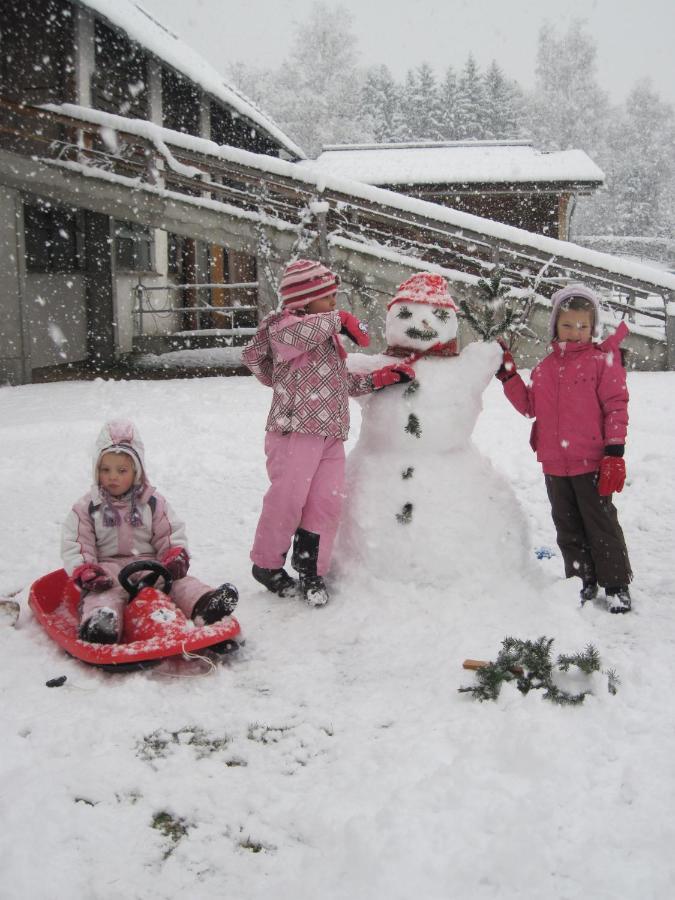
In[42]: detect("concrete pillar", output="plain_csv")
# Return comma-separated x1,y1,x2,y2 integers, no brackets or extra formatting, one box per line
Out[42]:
74,8,95,107
83,211,116,369
147,58,163,127
666,295,675,371
0,187,29,384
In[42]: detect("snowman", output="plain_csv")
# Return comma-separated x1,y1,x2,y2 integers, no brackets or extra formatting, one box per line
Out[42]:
337,272,531,587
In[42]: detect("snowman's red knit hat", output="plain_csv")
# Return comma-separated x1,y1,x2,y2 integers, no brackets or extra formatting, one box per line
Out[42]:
387,272,458,311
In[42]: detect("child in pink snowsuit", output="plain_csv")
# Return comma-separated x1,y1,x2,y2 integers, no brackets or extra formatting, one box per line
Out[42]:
61,419,238,643
496,284,633,613
242,258,415,606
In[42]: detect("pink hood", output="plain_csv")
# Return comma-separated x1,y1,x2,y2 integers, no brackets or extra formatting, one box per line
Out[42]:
93,420,148,488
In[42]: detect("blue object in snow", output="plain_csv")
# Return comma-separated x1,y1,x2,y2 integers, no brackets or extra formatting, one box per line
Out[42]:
535,546,556,560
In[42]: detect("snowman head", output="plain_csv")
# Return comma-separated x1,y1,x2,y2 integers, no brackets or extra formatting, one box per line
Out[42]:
385,273,459,353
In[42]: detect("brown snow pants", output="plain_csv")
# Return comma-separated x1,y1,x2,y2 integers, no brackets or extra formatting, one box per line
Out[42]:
545,472,632,588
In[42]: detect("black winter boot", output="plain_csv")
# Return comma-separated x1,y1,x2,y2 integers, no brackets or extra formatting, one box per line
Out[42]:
605,586,631,614
192,583,239,625
579,580,598,604
251,565,299,598
292,528,329,607
79,608,120,644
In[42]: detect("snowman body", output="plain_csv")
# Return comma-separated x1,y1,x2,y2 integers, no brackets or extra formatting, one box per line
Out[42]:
337,289,531,587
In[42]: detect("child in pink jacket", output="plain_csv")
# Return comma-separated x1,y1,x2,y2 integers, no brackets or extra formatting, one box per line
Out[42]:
242,259,415,606
61,420,238,643
496,284,633,613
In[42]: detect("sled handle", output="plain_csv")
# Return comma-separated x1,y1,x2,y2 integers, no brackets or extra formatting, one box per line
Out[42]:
119,560,173,598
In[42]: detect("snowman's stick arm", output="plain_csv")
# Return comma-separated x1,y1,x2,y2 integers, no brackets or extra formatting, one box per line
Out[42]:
462,658,524,676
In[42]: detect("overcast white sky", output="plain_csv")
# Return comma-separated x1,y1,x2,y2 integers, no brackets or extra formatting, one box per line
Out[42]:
139,0,675,106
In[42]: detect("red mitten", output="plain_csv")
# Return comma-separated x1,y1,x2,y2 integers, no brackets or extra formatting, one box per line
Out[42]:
72,563,113,593
161,546,190,580
597,456,626,496
371,362,416,389
495,338,517,383
338,310,370,347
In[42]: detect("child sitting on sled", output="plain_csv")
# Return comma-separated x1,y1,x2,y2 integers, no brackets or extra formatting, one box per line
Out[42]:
61,419,238,644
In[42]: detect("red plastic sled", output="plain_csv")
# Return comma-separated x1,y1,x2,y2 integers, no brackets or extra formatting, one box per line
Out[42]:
29,562,242,670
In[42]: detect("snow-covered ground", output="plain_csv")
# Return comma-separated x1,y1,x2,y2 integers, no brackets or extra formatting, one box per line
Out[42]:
1,370,674,899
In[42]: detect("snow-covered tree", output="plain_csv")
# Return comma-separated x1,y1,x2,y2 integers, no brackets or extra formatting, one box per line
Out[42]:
608,80,675,236
455,55,486,140
241,1,364,155
528,20,609,156
412,63,445,140
439,65,459,140
360,65,401,143
395,70,420,142
483,61,521,139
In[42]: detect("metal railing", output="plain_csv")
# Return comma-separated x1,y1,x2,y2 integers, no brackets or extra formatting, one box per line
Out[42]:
133,281,258,336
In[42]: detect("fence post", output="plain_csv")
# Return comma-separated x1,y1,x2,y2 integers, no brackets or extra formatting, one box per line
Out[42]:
666,293,675,371
310,200,331,263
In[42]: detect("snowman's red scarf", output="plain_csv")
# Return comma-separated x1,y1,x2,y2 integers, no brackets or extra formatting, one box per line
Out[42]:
384,339,458,364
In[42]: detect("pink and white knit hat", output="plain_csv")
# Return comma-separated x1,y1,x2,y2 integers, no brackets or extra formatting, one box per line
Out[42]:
387,272,458,311
279,259,339,310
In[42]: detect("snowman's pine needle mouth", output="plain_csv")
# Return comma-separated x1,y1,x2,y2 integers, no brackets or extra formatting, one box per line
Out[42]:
405,327,438,341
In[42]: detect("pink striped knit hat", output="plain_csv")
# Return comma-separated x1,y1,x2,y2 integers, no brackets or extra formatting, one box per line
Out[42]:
279,259,339,310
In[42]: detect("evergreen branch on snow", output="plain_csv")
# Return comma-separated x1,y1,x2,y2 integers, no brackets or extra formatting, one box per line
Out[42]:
459,636,612,705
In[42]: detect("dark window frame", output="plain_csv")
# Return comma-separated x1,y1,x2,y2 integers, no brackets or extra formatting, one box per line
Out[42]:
114,220,155,273
91,20,149,119
23,199,84,273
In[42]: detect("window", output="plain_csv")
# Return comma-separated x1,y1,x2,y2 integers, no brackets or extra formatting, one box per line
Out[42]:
24,200,82,273
114,221,154,272
162,68,201,136
0,0,75,105
210,102,277,156
92,21,148,119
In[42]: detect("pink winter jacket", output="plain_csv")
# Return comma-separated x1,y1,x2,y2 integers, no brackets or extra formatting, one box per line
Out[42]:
61,419,189,574
242,309,374,439
503,322,629,477
61,484,188,575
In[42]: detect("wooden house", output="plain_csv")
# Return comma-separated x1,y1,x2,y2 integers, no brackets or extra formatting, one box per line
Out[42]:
0,0,303,383
306,140,604,240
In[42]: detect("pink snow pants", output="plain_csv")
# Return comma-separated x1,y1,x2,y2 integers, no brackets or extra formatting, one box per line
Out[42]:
80,555,211,637
250,431,346,576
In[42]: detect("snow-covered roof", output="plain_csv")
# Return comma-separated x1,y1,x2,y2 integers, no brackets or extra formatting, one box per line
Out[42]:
75,0,305,159
303,141,604,187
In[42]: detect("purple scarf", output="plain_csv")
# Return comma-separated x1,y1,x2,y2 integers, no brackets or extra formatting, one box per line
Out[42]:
100,486,143,528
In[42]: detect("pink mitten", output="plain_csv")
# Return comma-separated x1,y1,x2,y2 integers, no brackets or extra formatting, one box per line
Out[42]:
161,546,190,580
72,563,113,593
338,310,370,347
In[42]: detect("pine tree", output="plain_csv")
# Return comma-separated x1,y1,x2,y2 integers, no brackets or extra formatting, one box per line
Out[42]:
412,62,444,140
259,1,365,155
360,65,401,143
455,55,485,140
439,65,459,140
528,20,609,157
611,80,675,236
483,60,520,139
396,69,420,142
